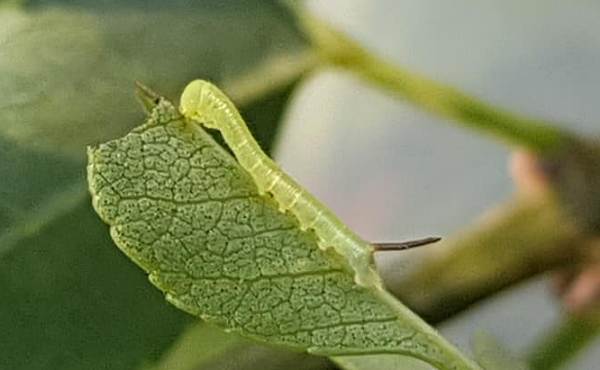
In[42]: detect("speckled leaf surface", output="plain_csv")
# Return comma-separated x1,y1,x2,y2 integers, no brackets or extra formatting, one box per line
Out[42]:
87,99,477,370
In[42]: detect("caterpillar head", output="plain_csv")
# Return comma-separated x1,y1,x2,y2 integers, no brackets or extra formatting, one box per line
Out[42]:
179,79,219,129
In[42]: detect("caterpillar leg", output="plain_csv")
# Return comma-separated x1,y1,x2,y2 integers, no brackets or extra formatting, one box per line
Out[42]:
243,158,270,195
264,174,307,215
317,237,378,288
349,252,378,287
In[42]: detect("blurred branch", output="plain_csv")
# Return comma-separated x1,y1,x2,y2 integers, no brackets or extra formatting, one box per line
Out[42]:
294,10,573,154
291,5,600,269
294,8,600,232
527,313,600,370
389,196,585,324
285,7,600,369
543,139,600,233
223,51,319,106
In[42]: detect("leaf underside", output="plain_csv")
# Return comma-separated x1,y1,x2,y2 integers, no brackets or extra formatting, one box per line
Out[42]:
87,99,455,367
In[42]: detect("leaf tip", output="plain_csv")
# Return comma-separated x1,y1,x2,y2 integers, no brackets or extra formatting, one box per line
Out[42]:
135,81,161,114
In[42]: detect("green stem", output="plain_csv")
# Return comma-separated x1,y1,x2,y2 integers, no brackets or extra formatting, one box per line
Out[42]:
390,196,584,324
527,314,600,370
297,11,571,154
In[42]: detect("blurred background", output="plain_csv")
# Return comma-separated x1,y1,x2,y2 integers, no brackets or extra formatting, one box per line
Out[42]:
277,1,600,368
2,0,600,369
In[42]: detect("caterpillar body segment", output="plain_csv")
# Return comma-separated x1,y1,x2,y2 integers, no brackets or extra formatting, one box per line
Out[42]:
180,80,380,288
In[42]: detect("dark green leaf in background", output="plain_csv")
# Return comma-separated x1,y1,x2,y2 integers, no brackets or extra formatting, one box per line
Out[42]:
0,0,311,157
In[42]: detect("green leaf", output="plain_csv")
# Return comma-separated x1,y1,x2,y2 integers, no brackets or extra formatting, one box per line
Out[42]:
0,2,314,369
87,97,480,370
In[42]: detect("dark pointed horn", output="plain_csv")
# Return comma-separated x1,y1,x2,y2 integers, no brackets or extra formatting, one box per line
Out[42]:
373,236,441,252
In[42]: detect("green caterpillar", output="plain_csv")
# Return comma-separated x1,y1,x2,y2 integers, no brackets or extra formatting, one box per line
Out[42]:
180,80,381,287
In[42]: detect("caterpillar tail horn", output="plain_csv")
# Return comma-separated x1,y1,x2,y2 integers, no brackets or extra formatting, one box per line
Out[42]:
372,237,441,252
